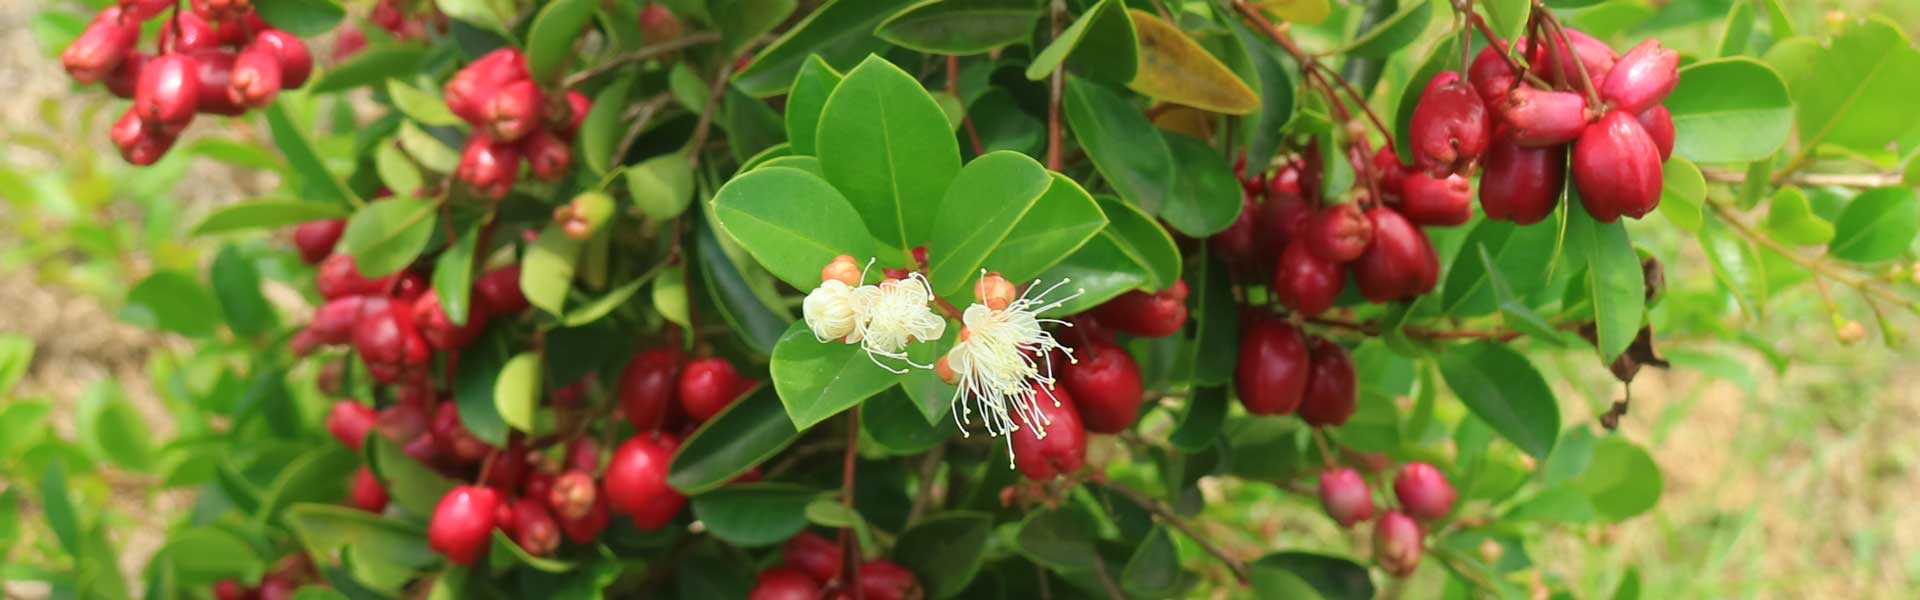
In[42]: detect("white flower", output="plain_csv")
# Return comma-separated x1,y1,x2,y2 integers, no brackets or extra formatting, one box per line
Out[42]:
943,276,1082,465
856,273,947,373
802,279,863,342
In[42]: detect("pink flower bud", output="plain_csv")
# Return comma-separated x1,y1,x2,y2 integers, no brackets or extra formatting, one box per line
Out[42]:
1318,467,1375,527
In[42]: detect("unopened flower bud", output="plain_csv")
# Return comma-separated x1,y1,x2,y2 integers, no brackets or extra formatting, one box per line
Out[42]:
974,272,1017,310
821,255,861,286
1837,319,1866,345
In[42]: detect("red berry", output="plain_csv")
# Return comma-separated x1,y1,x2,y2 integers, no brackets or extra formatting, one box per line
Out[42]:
353,297,431,383
105,51,146,99
1255,178,1313,260
1235,319,1310,415
411,288,489,350
474,265,527,314
1636,105,1675,162
1351,207,1438,303
445,48,529,124
431,401,494,464
749,567,822,600
1273,239,1343,317
503,497,561,556
1089,281,1188,338
1498,86,1590,147
326,400,377,450
1304,203,1374,262
619,347,685,431
639,3,684,43
557,488,611,542
1370,146,1409,200
549,470,598,521
377,401,432,444
1600,39,1678,115
256,575,293,600
349,465,389,513
315,253,392,299
158,11,224,54
562,90,591,137
604,434,685,529
857,559,925,600
1392,462,1457,521
1059,338,1144,434
109,106,175,166
1373,511,1423,577
1572,111,1664,222
333,27,367,62
1318,467,1375,527
680,358,753,422
564,436,600,473
1298,337,1357,427
1407,71,1490,177
482,441,530,492
1011,384,1087,481
188,51,247,117
62,8,138,84
483,80,545,143
1466,41,1520,108
229,42,284,109
212,580,251,600
251,29,313,89
457,133,522,200
1397,172,1474,227
782,531,843,582
428,485,501,565
520,129,573,181
300,296,365,352
1528,28,1616,91
293,219,346,264
1478,134,1566,225
122,0,174,20
1212,191,1260,264
135,53,201,134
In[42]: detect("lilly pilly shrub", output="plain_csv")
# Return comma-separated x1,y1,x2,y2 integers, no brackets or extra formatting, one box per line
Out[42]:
17,0,1920,598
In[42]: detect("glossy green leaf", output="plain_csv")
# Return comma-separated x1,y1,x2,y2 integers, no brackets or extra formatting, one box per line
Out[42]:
1716,0,1754,57
1223,14,1294,169
1125,9,1258,115
1780,18,1920,155
1158,131,1243,236
121,271,220,337
579,74,636,175
769,322,903,429
158,527,265,584
525,0,595,82
1015,506,1097,570
1481,248,1578,346
785,57,843,156
725,86,786,164
1441,220,1559,317
340,198,438,278
435,0,513,33
690,483,819,547
1035,227,1152,316
258,447,359,522
397,121,461,173
669,386,803,494
522,222,583,315
731,0,918,97
1504,485,1599,523
1063,76,1174,215
862,388,955,454
431,226,478,326
1700,216,1766,317
712,166,882,289
627,152,695,220
1658,157,1706,232
266,103,354,205
255,0,345,36
816,56,962,253
877,0,1042,55
453,328,513,446
695,214,791,356
1437,341,1559,461
1482,0,1530,41
1121,526,1181,597
1666,58,1793,163
895,512,993,599
1095,197,1179,290
490,530,577,573
373,143,424,198
1827,186,1918,263
926,151,1056,293
211,245,276,337
1762,186,1834,246
1026,0,1136,84
366,435,458,518
1572,437,1662,521
1335,0,1433,58
284,504,437,588
899,328,959,424
1251,552,1374,600
191,200,348,236
40,460,80,555
312,45,429,93
1565,205,1645,362
1183,254,1237,386
713,0,798,54
384,79,463,127
976,174,1107,288
77,381,153,471
493,352,541,432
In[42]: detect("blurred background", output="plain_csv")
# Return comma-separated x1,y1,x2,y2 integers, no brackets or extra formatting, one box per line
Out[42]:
3,0,1920,598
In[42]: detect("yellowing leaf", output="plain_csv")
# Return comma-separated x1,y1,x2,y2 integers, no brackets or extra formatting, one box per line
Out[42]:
1149,104,1214,140
1125,10,1259,115
1257,0,1330,25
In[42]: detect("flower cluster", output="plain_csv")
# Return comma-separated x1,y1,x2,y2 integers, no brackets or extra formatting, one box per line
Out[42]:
802,256,947,373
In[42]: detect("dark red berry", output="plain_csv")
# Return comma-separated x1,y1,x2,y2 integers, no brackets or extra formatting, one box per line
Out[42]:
1273,239,1343,317
326,400,377,450
212,580,250,600
315,253,391,299
188,50,246,117
251,29,313,89
749,567,822,600
428,485,501,565
1011,384,1087,481
521,129,573,181
293,219,345,264
431,401,494,465
1235,319,1310,415
1303,203,1374,263
1528,28,1616,91
109,106,175,166
679,358,753,422
1572,110,1663,222
1351,207,1439,303
1478,134,1566,225
411,288,489,350
503,497,561,556
1397,172,1474,227
1498,86,1589,147
1089,281,1188,338
1298,337,1357,427
549,470,598,521
782,531,843,582
483,80,544,142
352,297,431,383
135,53,200,134
229,42,284,109
349,465,389,513
62,8,138,84
557,488,610,542
619,347,685,431
445,48,529,124
1600,39,1678,115
1209,191,1259,264
857,559,925,600
474,265,527,314
1636,105,1674,162
457,133,521,200
1059,338,1144,434
1408,71,1490,177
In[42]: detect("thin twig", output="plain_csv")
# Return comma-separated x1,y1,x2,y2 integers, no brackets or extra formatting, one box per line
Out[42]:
1700,167,1904,189
841,411,864,599
610,94,675,169
684,60,737,171
563,32,723,89
1707,200,1911,306
1096,482,1252,584
1090,555,1128,600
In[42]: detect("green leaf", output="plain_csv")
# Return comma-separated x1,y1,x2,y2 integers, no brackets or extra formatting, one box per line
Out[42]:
1700,216,1766,318
861,388,955,454
284,504,437,590
894,512,993,599
121,271,221,337
877,0,1041,55
562,269,656,327
1440,220,1559,317
312,45,430,93
432,226,479,326
384,79,463,127
1223,14,1294,169
367,429,459,518
494,353,541,433
724,86,786,164
1437,341,1560,461
1335,0,1433,58
650,267,691,338
1762,186,1834,246
435,0,514,33
1121,526,1181,597
76,381,152,471
1572,436,1662,520
712,166,882,289
976,174,1107,288
525,0,595,82
1482,0,1531,42
259,447,359,523
1015,506,1097,571
1094,197,1179,290
1481,248,1577,346
191,200,348,236
1565,205,1645,362
689,483,819,547
1035,229,1151,316
398,121,462,173
769,322,903,429
490,530,577,573
1665,58,1793,164
1063,76,1174,215
1158,131,1243,237
731,0,919,97
695,214,791,356
1125,9,1258,115
1170,387,1229,453
40,460,80,555
1779,18,1920,155
712,0,798,54
1658,156,1706,232
926,151,1056,293
1025,0,1135,85
816,56,962,253
1503,486,1598,523
579,73,636,176
627,152,695,220
340,198,439,278
255,0,345,36
452,329,513,446
1250,552,1374,600
900,328,960,425
1716,0,1754,57
785,56,844,156
522,223,583,315
159,527,265,584
668,386,803,494
211,245,276,337
0,336,33,396
266,103,354,205
1826,186,1918,263
1183,254,1237,386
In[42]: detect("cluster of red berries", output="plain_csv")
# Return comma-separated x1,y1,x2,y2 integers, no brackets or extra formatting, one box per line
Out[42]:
1234,318,1356,426
332,0,447,61
210,555,316,600
443,48,591,199
749,532,924,600
1439,29,1678,224
62,0,313,165
1318,462,1457,577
